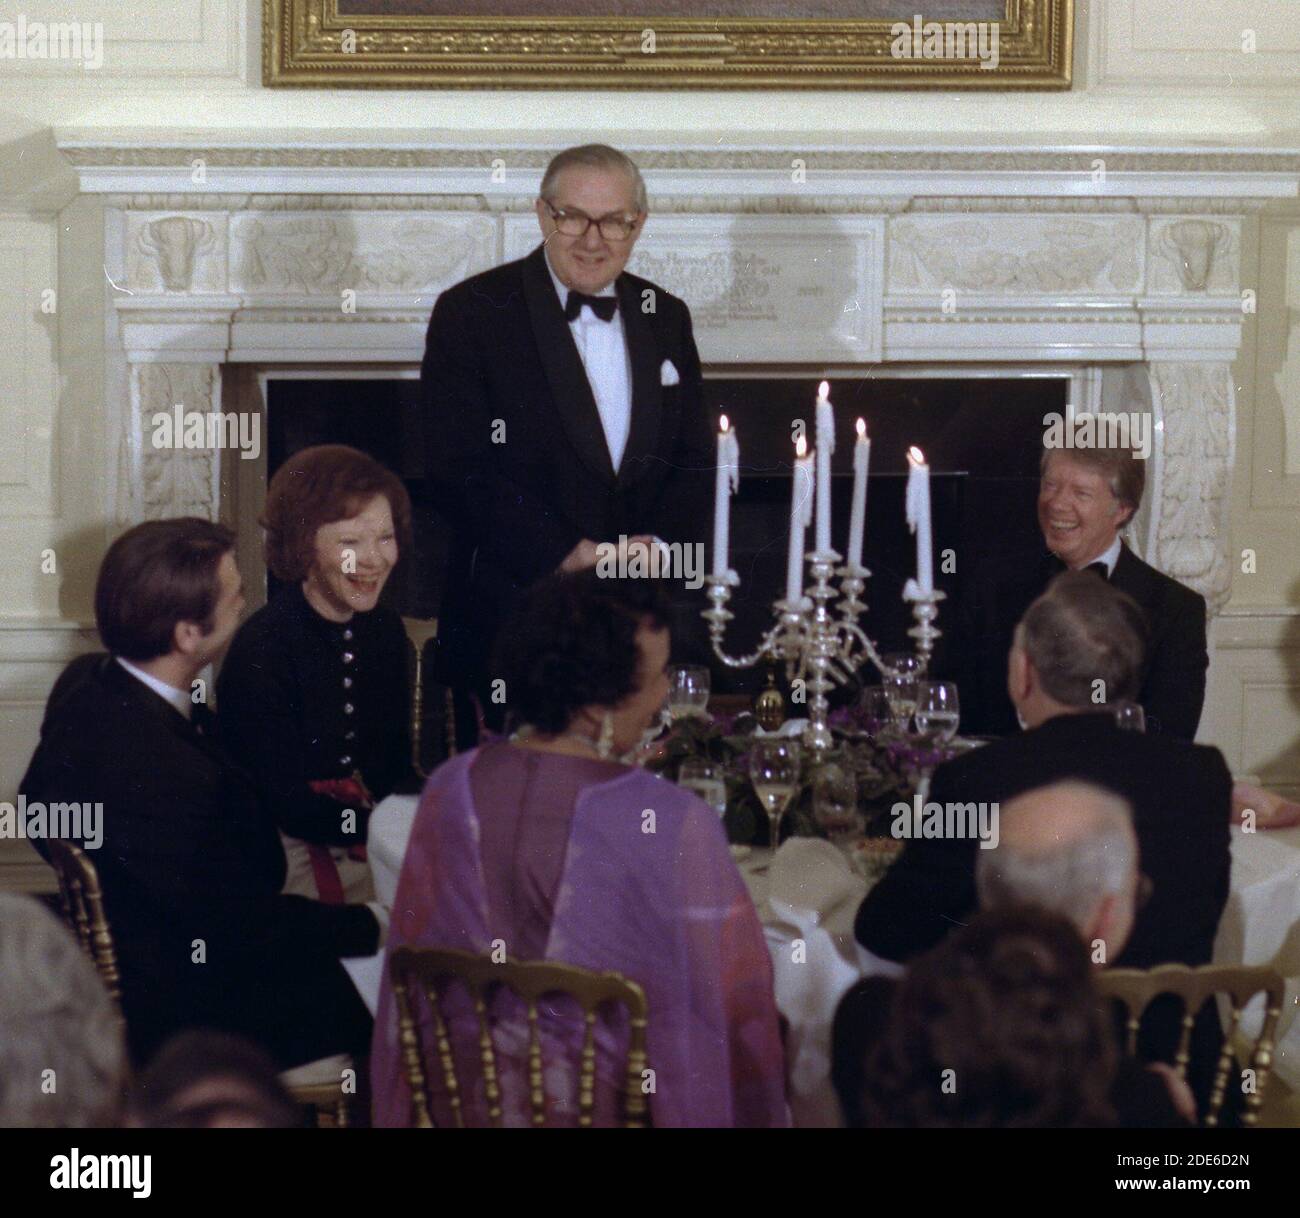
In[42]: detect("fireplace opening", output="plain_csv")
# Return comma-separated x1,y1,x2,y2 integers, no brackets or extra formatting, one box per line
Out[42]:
263,372,1067,756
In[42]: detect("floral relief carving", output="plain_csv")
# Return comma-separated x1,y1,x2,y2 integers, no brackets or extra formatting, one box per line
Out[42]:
1148,362,1235,612
135,364,220,522
231,214,495,295
888,217,1144,294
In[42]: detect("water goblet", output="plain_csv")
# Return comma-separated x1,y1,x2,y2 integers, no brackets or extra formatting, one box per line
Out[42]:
678,758,728,819
667,665,711,722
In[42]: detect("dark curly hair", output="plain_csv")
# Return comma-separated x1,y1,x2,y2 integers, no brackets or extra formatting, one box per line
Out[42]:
494,569,672,734
858,905,1117,1128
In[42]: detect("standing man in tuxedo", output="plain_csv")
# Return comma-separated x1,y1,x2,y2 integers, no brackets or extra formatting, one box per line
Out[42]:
961,441,1208,739
422,144,712,746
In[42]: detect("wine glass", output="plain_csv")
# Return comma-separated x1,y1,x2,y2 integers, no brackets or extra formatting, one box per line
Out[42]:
1114,700,1146,732
667,665,711,722
860,686,893,739
882,658,921,733
812,762,861,846
914,681,960,746
748,738,801,853
678,758,727,819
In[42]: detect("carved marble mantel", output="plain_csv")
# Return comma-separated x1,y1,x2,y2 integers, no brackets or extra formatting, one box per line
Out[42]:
56,138,1300,613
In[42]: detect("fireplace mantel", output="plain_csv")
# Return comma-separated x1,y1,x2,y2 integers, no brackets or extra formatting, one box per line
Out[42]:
56,135,1300,612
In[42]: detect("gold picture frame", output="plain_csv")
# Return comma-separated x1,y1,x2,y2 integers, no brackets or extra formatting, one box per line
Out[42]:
264,0,1073,90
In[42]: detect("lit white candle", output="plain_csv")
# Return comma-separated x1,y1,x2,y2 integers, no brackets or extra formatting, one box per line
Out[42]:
815,380,835,554
787,435,814,603
906,445,933,595
712,415,739,577
847,418,870,570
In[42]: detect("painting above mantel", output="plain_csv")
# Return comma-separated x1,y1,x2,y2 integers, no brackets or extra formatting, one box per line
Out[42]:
262,0,1073,89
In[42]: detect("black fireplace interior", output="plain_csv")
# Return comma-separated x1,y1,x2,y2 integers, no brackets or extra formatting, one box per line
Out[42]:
266,374,1066,754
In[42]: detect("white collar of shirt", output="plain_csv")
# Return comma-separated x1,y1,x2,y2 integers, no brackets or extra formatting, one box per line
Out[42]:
1079,534,1123,578
543,245,618,314
116,657,191,719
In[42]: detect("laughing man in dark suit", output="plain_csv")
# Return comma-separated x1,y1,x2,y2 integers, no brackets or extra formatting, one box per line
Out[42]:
962,442,1208,739
421,144,712,746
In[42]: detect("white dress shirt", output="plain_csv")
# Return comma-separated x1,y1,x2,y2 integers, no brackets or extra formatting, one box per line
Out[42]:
1087,534,1123,578
116,656,191,719
544,247,633,473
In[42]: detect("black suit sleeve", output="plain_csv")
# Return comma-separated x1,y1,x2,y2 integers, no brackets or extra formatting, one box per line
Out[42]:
422,286,584,584
27,717,380,968
1141,586,1208,740
853,764,980,961
642,302,713,547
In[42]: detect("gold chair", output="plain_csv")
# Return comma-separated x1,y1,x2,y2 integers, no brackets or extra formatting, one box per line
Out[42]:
47,839,122,1009
280,1054,355,1128
401,615,444,775
389,947,651,1128
1096,962,1284,1127
47,838,353,1128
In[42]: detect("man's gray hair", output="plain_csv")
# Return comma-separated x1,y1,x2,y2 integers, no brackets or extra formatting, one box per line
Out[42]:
976,781,1137,937
539,144,648,213
0,894,125,1127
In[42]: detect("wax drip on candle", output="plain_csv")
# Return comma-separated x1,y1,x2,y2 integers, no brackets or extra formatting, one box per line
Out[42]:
721,415,738,493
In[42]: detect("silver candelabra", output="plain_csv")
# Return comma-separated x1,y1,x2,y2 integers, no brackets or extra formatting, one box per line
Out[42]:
703,547,945,757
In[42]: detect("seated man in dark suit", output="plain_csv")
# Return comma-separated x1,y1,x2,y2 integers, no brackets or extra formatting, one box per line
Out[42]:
856,572,1233,1114
857,571,1231,969
836,782,1195,1127
960,440,1208,739
20,518,380,1070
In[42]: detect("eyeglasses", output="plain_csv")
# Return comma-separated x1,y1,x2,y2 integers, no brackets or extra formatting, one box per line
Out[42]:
543,201,641,242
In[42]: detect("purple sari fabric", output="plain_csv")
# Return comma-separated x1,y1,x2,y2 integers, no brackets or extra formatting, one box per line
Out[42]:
371,744,788,1127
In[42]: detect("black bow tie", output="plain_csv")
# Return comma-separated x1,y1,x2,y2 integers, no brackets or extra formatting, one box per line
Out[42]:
564,291,618,323
1047,554,1109,580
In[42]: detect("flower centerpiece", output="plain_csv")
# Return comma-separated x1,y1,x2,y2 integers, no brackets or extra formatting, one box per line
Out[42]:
644,704,957,849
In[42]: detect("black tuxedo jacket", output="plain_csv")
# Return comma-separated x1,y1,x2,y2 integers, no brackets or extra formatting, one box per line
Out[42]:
421,243,713,688
959,541,1209,739
855,712,1232,970
20,653,378,1068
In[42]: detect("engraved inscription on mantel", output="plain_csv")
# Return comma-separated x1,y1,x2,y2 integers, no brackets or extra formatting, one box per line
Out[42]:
504,214,885,364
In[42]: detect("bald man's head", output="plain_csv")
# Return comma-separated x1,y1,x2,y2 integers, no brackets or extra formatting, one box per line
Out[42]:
976,781,1139,965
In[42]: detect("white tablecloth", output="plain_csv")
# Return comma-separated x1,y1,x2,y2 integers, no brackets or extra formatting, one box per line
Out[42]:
349,795,1300,1122
1212,825,1300,1089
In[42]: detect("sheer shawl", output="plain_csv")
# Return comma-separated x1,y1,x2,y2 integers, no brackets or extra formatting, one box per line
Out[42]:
371,747,788,1127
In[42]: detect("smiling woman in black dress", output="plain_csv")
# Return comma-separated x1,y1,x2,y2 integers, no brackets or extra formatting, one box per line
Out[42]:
218,445,413,903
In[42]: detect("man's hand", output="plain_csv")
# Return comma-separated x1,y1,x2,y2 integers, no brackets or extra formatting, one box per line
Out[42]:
559,539,601,574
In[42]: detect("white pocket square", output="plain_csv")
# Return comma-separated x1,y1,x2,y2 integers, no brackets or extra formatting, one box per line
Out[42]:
660,359,680,387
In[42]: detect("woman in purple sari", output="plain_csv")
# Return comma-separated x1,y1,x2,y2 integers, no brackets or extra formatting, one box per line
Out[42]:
372,570,787,1127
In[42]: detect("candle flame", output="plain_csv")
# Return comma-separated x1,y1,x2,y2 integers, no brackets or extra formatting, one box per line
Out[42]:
857,417,867,438
720,414,729,432
796,435,807,458
909,445,926,464
817,380,830,400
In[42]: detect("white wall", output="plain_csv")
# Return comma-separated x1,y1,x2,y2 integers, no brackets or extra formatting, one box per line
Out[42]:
1,1,1298,889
